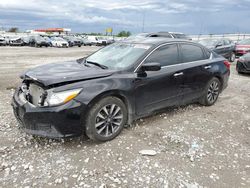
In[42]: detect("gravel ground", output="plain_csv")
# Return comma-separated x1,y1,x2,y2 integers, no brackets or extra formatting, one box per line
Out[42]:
0,46,249,188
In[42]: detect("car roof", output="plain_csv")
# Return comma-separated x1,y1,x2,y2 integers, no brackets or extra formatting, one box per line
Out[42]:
121,37,193,46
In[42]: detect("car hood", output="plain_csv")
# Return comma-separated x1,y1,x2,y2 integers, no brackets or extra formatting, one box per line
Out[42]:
21,60,116,87
241,53,250,61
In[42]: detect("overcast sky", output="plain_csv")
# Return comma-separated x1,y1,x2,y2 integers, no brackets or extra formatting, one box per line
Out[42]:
0,0,250,34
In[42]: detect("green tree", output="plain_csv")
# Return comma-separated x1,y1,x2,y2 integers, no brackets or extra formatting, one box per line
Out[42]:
8,27,19,33
117,31,131,37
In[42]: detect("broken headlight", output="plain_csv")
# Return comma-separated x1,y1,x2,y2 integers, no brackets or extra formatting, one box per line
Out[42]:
45,88,82,106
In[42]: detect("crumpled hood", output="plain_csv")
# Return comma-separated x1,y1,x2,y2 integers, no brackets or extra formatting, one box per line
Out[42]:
21,60,116,86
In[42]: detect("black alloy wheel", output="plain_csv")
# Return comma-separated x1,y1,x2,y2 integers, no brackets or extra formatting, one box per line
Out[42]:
85,97,127,141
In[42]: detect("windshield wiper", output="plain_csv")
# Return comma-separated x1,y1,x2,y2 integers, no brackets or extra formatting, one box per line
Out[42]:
86,61,108,69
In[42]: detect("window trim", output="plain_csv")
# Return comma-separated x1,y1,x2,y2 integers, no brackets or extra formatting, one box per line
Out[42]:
134,42,209,73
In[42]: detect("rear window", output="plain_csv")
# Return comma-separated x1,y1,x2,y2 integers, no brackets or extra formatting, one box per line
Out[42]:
181,44,206,62
238,39,250,45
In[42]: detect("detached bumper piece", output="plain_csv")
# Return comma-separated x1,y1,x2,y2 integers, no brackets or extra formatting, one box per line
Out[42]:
12,88,86,138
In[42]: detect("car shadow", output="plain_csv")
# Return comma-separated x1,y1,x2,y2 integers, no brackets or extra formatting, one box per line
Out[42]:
23,102,202,148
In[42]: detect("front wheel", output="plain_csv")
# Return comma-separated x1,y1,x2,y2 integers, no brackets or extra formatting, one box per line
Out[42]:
85,97,127,142
199,77,221,106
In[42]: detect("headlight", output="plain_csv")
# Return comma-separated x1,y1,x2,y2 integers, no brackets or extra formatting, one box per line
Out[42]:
46,88,82,106
239,56,245,62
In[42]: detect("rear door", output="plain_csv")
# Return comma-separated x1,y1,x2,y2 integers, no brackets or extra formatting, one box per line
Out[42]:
223,39,234,58
179,43,212,103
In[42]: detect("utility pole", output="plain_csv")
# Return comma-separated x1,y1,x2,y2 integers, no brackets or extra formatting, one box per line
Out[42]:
142,12,145,32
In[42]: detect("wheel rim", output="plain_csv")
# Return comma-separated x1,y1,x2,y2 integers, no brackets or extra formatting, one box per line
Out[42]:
207,81,219,103
231,53,235,61
95,104,123,137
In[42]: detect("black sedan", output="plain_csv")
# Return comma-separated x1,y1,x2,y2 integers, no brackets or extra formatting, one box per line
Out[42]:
29,35,50,47
63,36,82,47
12,38,230,141
199,38,236,62
236,53,250,74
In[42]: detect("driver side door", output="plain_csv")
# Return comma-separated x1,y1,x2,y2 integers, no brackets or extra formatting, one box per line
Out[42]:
134,44,184,116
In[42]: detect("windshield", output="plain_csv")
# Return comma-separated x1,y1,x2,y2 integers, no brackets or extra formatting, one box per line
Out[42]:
86,43,151,69
199,39,218,46
238,39,250,45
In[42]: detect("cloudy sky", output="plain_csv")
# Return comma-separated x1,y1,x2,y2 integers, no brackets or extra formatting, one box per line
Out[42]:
0,0,250,34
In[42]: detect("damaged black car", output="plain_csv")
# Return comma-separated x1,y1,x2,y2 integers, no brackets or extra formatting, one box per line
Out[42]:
12,38,230,141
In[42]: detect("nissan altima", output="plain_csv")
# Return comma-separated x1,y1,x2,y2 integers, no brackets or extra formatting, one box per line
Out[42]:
12,38,230,141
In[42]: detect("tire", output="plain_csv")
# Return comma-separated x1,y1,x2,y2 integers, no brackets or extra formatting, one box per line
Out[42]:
199,77,221,106
85,97,127,142
229,52,236,62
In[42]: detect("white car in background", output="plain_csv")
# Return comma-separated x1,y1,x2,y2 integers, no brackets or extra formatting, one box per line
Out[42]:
50,37,69,47
87,36,98,45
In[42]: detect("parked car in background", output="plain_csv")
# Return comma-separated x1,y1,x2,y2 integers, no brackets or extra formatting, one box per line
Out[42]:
96,36,108,46
0,36,7,46
50,37,69,48
12,38,230,141
127,32,191,40
236,53,250,74
86,36,98,45
29,35,50,47
87,36,108,46
235,39,250,57
21,36,31,46
62,36,82,47
199,38,236,62
80,37,92,46
43,36,52,47
9,37,24,46
168,32,192,40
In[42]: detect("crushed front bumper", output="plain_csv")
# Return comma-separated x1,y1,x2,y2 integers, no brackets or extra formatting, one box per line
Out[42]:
11,88,87,138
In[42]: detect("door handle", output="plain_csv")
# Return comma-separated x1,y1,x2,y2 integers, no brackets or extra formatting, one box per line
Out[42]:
174,72,183,77
204,65,212,69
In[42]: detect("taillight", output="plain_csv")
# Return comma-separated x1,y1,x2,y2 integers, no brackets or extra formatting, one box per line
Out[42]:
223,60,230,69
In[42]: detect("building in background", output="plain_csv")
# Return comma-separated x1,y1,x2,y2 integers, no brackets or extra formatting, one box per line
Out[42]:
26,28,71,35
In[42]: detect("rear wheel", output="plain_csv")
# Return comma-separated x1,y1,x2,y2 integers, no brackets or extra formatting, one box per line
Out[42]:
229,52,236,62
199,77,221,106
85,97,127,141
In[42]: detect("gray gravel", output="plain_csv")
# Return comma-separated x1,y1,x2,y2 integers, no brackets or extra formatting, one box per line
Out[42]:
0,46,249,188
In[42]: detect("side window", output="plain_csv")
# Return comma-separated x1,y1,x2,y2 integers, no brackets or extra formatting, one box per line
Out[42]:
144,44,179,66
224,39,230,45
181,44,206,62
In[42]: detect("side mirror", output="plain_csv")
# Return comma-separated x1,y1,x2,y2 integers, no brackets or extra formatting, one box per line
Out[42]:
141,62,161,72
